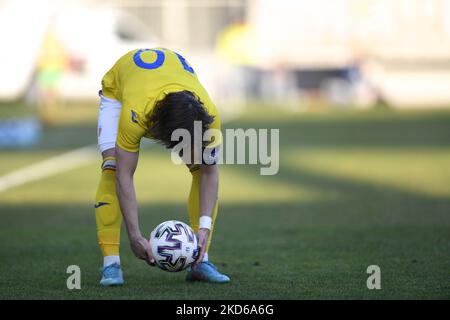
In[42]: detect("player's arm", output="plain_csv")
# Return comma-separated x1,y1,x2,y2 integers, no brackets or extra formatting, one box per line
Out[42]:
115,145,155,266
114,106,154,264
195,163,219,265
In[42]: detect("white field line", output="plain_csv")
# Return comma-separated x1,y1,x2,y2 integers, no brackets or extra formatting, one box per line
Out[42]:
0,145,98,193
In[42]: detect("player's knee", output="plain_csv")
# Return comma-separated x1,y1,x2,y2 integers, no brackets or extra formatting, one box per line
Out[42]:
101,157,117,171
101,147,116,159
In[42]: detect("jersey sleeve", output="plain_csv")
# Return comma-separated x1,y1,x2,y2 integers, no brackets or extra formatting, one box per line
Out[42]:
116,107,147,153
101,50,138,100
101,66,119,100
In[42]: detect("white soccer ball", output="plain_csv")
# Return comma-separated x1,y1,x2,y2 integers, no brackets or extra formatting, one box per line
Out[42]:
149,220,199,272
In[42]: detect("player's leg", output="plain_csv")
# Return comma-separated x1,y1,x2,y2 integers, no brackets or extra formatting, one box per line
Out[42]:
95,92,124,286
186,165,230,283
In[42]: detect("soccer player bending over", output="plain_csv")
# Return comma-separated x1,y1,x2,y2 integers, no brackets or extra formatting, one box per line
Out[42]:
95,48,229,285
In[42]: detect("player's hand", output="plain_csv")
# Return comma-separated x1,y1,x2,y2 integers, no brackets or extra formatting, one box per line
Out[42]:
194,228,210,268
130,235,155,266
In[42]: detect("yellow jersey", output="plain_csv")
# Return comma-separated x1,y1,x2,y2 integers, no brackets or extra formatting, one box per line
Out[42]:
101,48,221,152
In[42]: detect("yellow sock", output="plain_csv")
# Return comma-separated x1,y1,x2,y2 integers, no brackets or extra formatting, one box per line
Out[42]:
188,167,219,253
95,157,122,257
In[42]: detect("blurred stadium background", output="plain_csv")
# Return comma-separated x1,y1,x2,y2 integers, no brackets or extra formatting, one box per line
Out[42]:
0,0,449,299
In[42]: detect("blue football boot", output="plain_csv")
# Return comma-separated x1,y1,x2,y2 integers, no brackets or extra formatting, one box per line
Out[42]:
186,262,230,283
99,263,124,286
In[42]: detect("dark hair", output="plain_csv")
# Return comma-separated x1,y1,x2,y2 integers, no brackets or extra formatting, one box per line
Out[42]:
147,90,214,149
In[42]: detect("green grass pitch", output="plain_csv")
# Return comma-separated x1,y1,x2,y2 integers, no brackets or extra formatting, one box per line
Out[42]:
0,106,449,299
